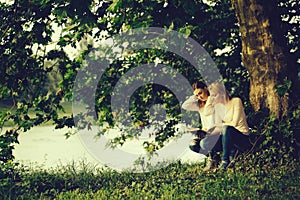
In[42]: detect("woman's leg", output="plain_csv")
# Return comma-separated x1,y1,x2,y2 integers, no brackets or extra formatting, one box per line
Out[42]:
200,134,222,152
221,125,251,165
200,135,222,170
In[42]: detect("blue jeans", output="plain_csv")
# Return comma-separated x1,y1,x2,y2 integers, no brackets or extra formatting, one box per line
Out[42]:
200,134,222,152
200,134,222,160
222,126,252,163
189,138,210,156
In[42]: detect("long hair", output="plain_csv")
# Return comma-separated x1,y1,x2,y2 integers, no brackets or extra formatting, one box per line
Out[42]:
208,82,231,102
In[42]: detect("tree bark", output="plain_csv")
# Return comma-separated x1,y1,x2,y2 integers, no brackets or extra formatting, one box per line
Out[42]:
231,0,299,119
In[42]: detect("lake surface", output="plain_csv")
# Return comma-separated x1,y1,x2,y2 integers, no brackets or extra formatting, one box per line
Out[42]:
11,126,206,171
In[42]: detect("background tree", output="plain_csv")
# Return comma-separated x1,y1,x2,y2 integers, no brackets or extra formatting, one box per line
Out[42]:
231,0,300,118
229,0,300,163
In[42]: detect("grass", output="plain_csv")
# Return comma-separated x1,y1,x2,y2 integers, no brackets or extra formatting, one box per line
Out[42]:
1,160,300,199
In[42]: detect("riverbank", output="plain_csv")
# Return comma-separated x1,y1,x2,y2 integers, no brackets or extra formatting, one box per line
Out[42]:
12,126,205,170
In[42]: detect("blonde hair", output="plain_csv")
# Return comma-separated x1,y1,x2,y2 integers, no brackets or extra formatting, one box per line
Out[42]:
208,82,230,101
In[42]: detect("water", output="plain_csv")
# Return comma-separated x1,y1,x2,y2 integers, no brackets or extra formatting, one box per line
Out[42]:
10,126,205,170
12,126,99,169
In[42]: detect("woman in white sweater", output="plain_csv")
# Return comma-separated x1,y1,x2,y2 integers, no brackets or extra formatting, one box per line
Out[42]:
206,82,252,169
182,81,222,170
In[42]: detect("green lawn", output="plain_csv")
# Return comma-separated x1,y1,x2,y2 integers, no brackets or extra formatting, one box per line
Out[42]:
1,161,299,199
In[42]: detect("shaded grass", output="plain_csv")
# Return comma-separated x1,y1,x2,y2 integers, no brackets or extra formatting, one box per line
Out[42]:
1,161,299,199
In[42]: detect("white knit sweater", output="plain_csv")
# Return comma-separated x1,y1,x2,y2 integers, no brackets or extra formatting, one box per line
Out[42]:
205,96,250,135
182,95,215,131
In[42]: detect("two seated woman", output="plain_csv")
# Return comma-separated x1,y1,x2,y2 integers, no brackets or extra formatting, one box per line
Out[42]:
182,81,252,170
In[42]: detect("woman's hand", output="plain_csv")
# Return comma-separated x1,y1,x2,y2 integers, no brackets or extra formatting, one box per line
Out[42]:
207,126,222,135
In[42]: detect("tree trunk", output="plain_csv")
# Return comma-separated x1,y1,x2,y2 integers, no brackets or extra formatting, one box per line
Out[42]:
231,0,299,119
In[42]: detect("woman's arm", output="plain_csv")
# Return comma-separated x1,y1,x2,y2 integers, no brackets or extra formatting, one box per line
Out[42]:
208,126,222,135
203,96,214,116
223,97,250,134
225,98,244,127
182,95,200,111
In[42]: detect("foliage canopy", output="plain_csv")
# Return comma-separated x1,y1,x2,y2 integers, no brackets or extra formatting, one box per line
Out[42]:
0,0,299,162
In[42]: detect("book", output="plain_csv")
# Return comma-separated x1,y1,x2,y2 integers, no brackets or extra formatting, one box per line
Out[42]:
183,126,217,138
184,127,201,131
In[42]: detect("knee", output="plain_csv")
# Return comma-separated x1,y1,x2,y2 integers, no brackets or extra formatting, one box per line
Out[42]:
200,138,208,150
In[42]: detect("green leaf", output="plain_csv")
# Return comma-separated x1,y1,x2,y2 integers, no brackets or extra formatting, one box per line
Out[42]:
275,78,292,97
169,22,174,30
108,0,122,12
